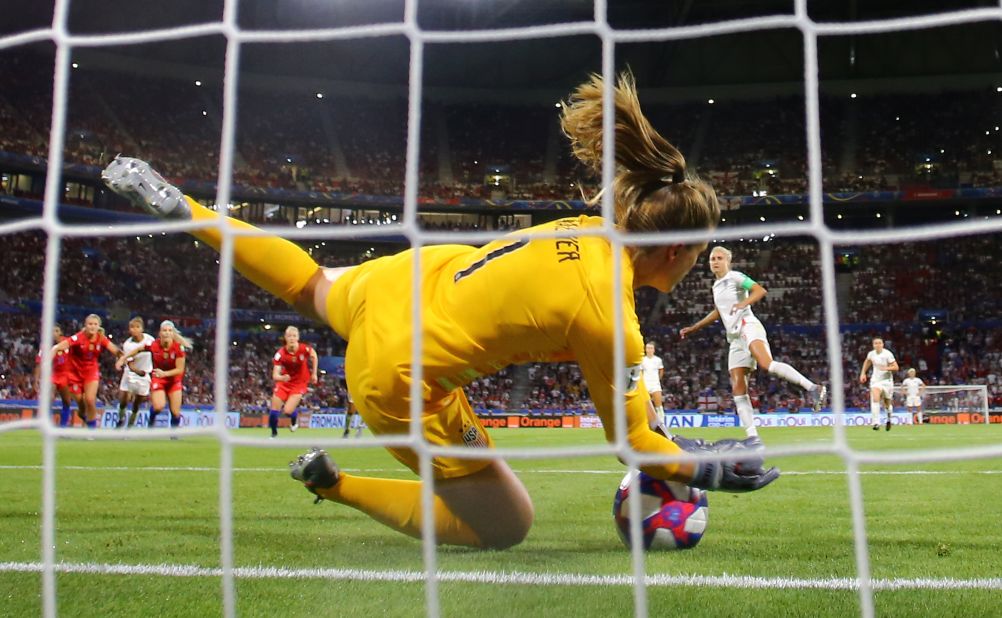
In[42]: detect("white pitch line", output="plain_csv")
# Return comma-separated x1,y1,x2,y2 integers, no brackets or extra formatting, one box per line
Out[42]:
2,561,1000,591
0,465,278,472
1,465,1002,476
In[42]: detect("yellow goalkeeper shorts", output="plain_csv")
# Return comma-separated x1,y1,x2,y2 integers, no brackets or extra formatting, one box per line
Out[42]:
329,263,495,480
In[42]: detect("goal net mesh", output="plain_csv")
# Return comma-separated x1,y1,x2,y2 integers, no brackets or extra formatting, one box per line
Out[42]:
3,2,1002,618
901,385,989,423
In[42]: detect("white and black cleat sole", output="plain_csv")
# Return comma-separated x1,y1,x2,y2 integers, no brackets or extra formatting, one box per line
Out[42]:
101,156,190,219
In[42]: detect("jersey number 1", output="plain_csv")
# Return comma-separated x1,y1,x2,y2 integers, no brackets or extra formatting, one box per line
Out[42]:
453,239,528,283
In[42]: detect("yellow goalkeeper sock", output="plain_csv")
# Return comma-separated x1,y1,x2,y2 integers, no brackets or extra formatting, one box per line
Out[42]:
185,196,319,306
318,474,482,548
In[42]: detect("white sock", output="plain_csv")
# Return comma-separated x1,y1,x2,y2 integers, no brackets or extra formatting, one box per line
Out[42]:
886,404,893,423
734,395,758,437
767,361,815,391
871,401,881,425
655,405,664,427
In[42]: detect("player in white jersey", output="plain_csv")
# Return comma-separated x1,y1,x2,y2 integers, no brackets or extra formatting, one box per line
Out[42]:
640,342,666,428
900,368,925,425
680,246,826,438
860,337,899,431
117,316,155,429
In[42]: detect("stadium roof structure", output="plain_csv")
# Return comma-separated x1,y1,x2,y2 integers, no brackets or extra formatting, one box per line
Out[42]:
5,0,1002,100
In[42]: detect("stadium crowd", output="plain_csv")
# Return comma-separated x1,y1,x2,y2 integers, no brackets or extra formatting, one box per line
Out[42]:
4,49,1002,206
4,50,1002,415
3,226,1002,413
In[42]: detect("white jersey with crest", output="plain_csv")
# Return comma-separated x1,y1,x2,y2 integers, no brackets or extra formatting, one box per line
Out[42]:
123,334,155,374
902,376,924,398
640,354,663,391
712,269,760,339
867,349,896,385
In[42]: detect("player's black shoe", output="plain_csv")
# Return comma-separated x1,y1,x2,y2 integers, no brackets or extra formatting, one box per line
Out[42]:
886,419,892,431
872,425,879,431
289,448,340,504
101,156,190,219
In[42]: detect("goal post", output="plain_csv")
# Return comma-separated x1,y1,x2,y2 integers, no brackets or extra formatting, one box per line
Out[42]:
897,384,990,425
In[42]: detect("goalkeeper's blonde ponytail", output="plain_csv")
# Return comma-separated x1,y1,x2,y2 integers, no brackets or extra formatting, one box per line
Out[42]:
560,71,719,240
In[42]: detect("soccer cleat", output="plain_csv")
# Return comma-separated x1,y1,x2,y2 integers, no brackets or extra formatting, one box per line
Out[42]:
290,448,340,504
290,420,298,433
101,156,190,219
813,385,828,413
886,419,892,431
872,425,880,431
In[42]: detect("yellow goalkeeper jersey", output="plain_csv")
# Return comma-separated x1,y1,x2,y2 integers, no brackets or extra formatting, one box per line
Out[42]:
326,215,683,476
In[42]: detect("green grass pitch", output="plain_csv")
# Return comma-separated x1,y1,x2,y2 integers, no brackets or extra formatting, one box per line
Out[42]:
2,424,1001,617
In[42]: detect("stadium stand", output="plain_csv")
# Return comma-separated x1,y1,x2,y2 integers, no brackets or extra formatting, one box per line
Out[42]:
4,226,1002,412
4,48,1002,414
5,48,1002,204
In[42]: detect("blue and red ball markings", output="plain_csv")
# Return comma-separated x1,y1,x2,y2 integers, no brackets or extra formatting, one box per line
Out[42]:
613,472,708,550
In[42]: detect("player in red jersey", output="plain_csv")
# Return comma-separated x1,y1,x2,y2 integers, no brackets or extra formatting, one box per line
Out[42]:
117,320,192,432
268,326,319,438
33,325,75,427
52,314,122,428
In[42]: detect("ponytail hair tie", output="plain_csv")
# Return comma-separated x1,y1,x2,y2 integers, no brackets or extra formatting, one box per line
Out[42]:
636,169,687,206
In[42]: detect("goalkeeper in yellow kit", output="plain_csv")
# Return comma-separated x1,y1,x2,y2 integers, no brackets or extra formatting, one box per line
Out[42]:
102,71,777,550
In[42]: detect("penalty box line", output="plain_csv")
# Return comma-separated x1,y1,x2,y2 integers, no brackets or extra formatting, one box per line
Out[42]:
2,561,1002,591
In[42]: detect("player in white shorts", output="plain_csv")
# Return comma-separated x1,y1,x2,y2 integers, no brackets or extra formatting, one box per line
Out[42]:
680,246,826,438
117,316,155,429
860,337,899,431
641,342,665,429
900,367,926,425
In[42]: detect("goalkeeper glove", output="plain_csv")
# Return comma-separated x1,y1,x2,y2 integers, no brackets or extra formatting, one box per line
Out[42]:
673,435,780,492
289,448,340,504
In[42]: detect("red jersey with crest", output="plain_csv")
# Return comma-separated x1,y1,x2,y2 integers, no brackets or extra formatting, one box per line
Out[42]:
147,339,186,376
273,343,313,386
67,331,113,381
36,338,71,383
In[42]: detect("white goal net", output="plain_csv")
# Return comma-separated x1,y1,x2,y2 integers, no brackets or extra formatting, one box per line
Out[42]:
4,2,1002,618
901,385,990,424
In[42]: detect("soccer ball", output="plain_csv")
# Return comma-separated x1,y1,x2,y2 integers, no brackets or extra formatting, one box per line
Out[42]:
612,470,708,550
